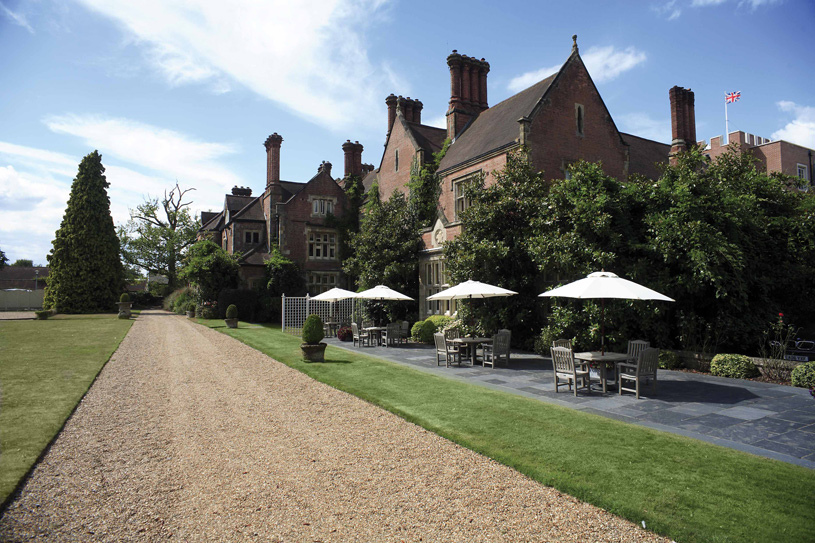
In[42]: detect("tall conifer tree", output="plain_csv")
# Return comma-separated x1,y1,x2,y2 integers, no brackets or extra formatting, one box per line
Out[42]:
44,151,124,313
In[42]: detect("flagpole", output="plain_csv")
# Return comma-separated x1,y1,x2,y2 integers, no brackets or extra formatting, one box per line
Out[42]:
725,93,729,143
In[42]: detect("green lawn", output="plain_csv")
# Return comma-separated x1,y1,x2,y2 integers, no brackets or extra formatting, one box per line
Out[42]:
204,320,815,543
0,314,134,507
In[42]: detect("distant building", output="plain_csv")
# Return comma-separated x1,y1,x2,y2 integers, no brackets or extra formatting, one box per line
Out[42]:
701,131,814,188
0,266,48,290
199,136,370,294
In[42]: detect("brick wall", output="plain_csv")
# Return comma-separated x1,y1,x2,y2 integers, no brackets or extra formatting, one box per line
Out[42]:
377,116,419,201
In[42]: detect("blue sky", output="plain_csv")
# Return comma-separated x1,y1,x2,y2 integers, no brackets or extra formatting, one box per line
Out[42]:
1,0,813,265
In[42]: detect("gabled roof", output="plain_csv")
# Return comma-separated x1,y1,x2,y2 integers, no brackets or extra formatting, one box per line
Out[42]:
406,122,447,156
280,180,306,202
232,197,265,222
438,73,557,173
621,133,670,180
238,246,269,266
200,211,223,232
362,167,379,193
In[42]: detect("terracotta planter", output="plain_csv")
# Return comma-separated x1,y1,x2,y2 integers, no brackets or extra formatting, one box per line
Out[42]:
225,318,238,329
301,343,327,362
186,310,195,319
117,301,132,319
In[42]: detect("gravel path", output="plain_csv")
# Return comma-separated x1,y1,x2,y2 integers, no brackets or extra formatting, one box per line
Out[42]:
0,310,669,542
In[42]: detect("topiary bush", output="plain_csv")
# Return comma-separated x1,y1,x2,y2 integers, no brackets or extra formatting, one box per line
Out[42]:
426,315,454,330
710,354,760,379
659,350,683,370
187,303,196,313
791,361,815,389
34,310,50,320
225,304,238,319
337,326,352,342
119,293,130,303
302,314,324,344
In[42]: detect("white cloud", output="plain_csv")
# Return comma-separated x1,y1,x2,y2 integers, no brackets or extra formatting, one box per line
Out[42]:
75,0,396,131
772,101,815,148
425,114,447,130
618,112,671,143
508,45,646,93
691,0,727,6
654,0,682,19
0,1,34,33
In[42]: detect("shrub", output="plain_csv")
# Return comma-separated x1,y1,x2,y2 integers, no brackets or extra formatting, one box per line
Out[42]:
426,315,454,330
34,310,50,320
187,303,195,313
167,286,195,315
302,314,324,344
418,320,437,344
710,354,760,379
129,291,159,308
411,320,425,342
225,304,238,319
337,326,353,342
659,350,683,370
163,286,189,312
119,293,130,303
198,305,217,319
791,362,815,389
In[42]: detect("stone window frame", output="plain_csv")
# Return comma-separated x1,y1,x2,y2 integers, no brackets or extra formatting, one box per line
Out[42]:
307,229,338,261
422,256,452,317
308,195,337,217
244,230,261,244
452,172,480,222
575,103,585,137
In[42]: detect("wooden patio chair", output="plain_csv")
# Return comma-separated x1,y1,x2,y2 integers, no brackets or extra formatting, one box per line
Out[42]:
551,346,591,396
383,322,400,347
483,330,510,368
399,320,410,344
351,323,369,347
434,332,461,367
618,347,659,399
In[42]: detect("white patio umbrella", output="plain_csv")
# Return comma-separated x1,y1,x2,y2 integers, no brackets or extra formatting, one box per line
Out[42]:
427,279,518,301
310,287,358,301
356,284,414,301
539,271,674,353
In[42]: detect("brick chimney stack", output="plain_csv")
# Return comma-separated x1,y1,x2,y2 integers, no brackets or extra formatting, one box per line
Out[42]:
446,50,489,140
318,160,332,176
669,86,696,165
413,99,423,124
264,133,283,186
386,94,398,135
342,140,364,178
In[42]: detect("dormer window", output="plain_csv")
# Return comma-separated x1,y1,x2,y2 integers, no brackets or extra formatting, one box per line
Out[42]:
575,103,584,137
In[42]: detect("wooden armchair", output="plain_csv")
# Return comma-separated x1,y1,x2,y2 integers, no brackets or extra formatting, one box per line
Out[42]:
399,321,410,344
551,346,591,396
383,322,401,347
434,332,461,367
483,331,510,368
618,347,659,399
351,323,369,347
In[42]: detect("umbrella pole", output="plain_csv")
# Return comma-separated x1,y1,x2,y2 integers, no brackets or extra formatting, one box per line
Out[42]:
601,299,605,355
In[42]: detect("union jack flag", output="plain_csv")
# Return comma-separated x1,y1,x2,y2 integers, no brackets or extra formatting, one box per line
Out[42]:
725,91,741,103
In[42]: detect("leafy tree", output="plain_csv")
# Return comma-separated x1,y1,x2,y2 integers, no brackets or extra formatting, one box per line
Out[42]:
326,174,365,286
266,244,306,296
0,246,7,270
344,184,422,322
11,259,33,267
444,148,549,348
44,151,124,313
119,183,200,290
179,239,240,303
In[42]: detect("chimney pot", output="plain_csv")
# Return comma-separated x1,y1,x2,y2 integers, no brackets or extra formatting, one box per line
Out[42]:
264,133,283,186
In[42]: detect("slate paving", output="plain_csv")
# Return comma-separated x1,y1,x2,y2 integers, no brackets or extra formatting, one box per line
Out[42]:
323,336,815,468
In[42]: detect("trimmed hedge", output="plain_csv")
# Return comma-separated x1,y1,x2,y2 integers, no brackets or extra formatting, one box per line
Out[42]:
410,315,456,344
225,304,238,319
791,361,815,389
710,354,759,379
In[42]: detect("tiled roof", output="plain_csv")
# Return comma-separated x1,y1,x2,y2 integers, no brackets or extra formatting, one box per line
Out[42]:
438,73,558,172
239,247,269,266
622,133,670,181
232,197,265,222
200,211,223,231
405,122,447,156
0,266,49,290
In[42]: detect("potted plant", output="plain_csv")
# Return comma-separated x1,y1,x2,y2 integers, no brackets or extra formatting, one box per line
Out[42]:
186,303,196,319
224,304,239,329
117,293,132,319
301,314,326,362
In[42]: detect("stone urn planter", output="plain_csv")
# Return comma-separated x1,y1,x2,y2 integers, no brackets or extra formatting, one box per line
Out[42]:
186,303,196,319
117,294,132,319
301,314,326,362
224,304,238,329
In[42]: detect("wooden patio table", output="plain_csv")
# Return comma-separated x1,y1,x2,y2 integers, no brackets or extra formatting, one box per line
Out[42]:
450,337,492,365
573,351,629,393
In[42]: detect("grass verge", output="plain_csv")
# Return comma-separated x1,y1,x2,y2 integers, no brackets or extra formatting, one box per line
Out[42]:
204,320,815,543
0,314,134,506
